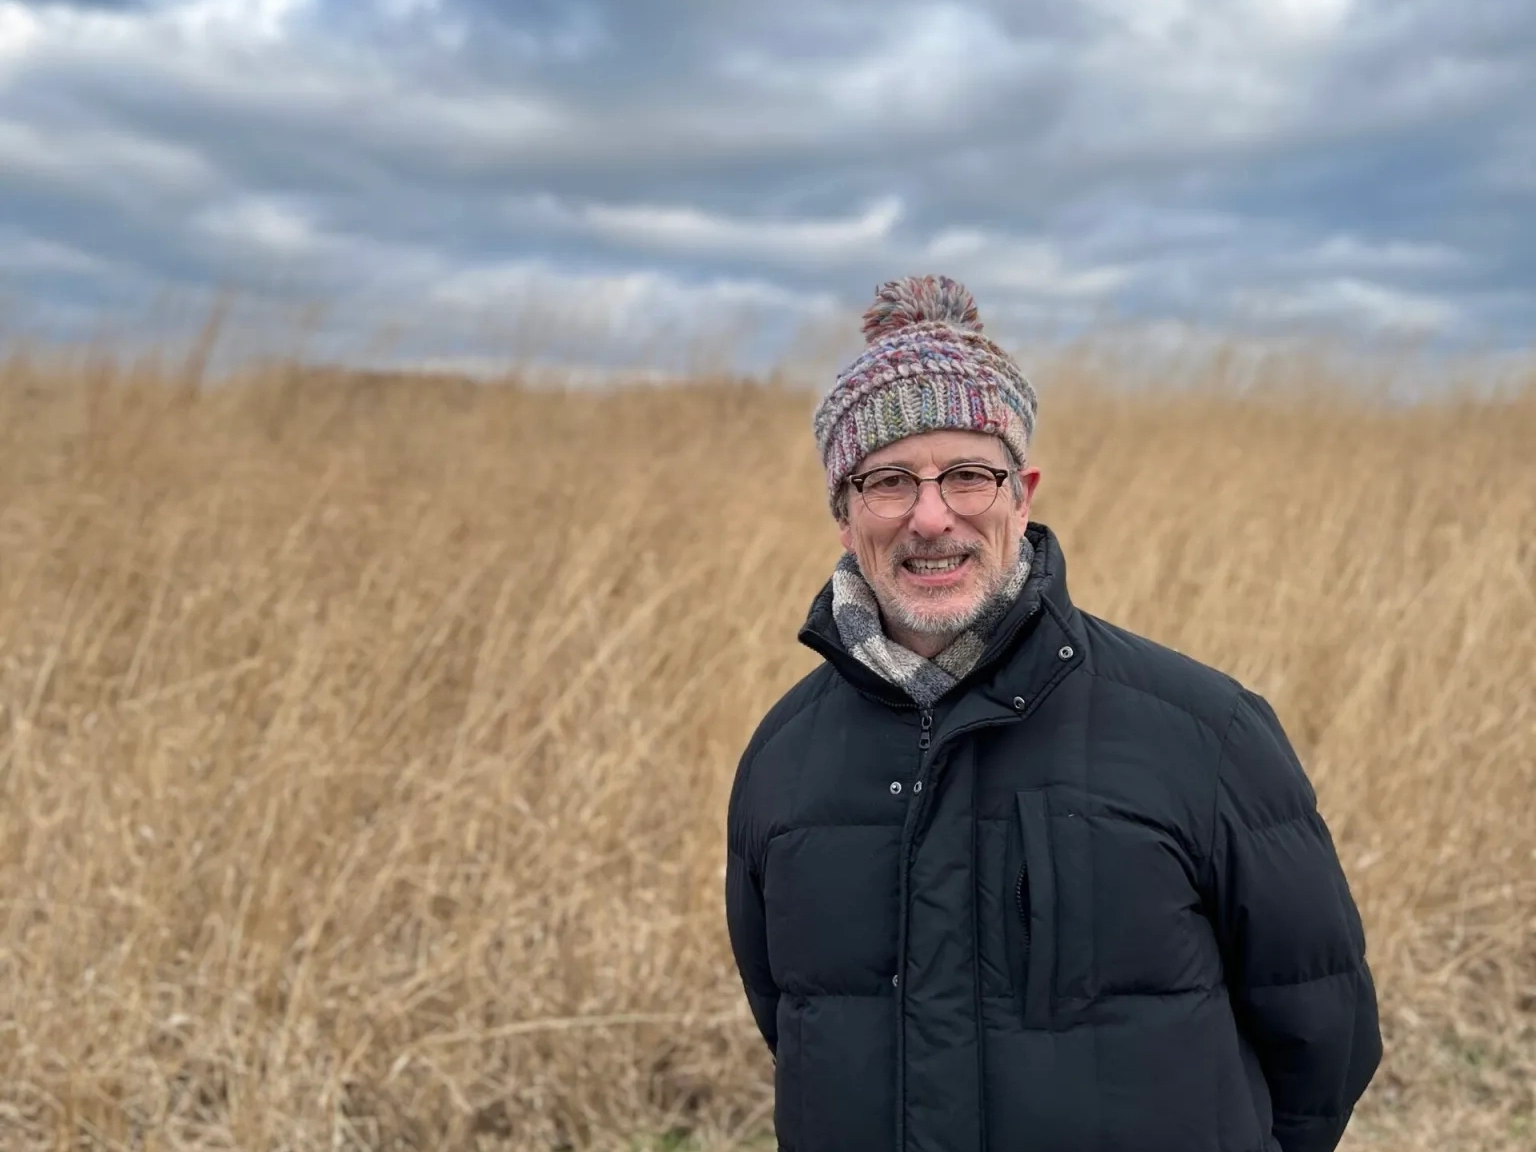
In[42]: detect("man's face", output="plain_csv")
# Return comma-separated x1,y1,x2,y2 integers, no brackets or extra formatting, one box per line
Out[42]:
838,430,1042,651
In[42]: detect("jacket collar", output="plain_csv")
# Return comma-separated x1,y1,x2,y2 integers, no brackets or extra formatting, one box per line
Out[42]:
798,522,1083,710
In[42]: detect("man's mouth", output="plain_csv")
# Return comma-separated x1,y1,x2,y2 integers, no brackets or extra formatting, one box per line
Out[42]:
903,555,968,574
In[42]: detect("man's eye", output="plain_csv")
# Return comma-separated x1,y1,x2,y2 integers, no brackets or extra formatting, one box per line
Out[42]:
868,473,910,491
947,468,994,489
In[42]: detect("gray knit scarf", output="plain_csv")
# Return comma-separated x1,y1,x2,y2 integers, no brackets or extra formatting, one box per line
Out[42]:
831,535,1036,707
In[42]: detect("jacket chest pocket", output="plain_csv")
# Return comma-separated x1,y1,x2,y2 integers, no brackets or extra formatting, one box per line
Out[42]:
1005,787,1094,1026
1005,785,1213,1018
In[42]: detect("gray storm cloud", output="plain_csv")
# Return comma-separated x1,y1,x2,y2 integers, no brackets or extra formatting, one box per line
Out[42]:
2,0,1533,369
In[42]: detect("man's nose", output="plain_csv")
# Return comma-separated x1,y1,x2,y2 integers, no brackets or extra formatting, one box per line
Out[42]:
907,479,954,534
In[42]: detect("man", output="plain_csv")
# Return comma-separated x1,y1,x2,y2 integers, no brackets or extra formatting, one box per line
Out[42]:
724,275,1381,1152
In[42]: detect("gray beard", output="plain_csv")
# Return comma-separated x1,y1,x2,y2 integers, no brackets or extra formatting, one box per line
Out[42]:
873,552,1022,643
829,532,1037,708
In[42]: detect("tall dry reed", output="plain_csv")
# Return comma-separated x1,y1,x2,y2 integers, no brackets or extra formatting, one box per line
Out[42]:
0,344,1532,1151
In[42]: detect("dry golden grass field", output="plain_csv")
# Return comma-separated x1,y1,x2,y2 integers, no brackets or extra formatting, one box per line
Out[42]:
0,341,1533,1152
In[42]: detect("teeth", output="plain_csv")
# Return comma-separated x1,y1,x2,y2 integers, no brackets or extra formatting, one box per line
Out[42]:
907,556,965,573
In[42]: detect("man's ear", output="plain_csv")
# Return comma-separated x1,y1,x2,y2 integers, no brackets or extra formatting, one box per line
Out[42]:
1016,465,1042,530
838,517,854,552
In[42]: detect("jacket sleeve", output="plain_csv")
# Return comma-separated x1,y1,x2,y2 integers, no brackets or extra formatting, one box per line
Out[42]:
1209,690,1382,1152
725,738,779,1056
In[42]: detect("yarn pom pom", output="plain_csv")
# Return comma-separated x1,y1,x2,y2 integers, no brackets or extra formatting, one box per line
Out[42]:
860,274,982,343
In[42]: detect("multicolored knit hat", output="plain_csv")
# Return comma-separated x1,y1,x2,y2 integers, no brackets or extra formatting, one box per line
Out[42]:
813,274,1038,515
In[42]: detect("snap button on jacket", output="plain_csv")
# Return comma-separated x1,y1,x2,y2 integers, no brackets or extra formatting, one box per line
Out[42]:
725,524,1381,1152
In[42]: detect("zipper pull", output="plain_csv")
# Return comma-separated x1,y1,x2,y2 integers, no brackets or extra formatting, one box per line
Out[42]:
918,709,933,751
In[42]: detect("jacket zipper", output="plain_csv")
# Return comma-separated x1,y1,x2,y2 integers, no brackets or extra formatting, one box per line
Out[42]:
894,706,932,1152
1014,861,1031,978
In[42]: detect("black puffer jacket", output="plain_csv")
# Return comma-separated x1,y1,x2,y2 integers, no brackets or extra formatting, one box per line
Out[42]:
725,523,1380,1152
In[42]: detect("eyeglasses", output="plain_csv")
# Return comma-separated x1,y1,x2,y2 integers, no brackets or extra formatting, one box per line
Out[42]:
847,463,1013,519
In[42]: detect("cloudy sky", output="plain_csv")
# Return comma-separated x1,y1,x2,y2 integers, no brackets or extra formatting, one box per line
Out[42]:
2,0,1533,372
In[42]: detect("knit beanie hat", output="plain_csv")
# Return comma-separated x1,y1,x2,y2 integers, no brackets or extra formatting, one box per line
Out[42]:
813,274,1038,515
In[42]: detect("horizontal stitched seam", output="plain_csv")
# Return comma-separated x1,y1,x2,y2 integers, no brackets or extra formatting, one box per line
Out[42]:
1241,810,1317,837
1243,964,1363,991
768,821,905,838
1074,984,1218,1002
1274,1108,1349,1122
